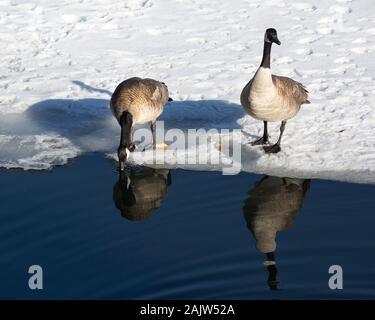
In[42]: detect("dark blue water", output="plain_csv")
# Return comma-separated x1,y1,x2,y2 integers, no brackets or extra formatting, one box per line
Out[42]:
0,154,374,299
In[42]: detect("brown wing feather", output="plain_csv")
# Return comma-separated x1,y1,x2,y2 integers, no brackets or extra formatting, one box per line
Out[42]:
110,77,169,122
272,75,310,105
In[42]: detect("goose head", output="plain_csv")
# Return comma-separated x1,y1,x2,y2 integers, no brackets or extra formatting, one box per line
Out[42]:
264,28,281,45
161,82,173,102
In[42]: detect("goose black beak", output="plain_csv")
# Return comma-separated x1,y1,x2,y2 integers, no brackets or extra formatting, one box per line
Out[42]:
275,39,281,45
168,97,173,102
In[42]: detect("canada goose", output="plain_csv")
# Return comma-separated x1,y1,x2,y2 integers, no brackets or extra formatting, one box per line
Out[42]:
243,175,310,290
113,167,171,221
240,28,310,153
110,77,173,171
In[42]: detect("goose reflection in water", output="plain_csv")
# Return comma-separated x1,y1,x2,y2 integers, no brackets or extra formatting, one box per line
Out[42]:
243,176,310,290
113,167,171,221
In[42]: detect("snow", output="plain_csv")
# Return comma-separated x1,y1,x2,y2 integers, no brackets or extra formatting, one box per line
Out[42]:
0,0,374,183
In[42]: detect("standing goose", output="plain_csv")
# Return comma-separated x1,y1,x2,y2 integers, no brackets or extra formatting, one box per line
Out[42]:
110,77,172,171
240,28,310,153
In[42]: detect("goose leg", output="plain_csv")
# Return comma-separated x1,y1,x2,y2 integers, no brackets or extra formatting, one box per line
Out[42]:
252,121,269,145
150,120,156,149
263,120,286,154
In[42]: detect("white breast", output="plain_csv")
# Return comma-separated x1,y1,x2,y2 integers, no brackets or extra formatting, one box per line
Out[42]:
248,67,286,122
134,105,163,124
250,67,276,104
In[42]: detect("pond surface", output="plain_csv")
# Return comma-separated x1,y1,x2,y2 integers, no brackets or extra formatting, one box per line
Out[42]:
0,154,374,299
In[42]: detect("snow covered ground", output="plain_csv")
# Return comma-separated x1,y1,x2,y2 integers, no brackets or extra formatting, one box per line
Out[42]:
0,0,374,183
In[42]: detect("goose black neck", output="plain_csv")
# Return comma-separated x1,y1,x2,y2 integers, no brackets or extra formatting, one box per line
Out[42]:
260,41,272,69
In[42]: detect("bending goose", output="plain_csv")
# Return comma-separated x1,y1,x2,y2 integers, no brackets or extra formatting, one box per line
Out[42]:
110,77,172,171
240,28,310,153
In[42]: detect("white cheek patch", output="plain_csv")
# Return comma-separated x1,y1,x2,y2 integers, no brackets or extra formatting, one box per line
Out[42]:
264,34,271,43
125,148,130,159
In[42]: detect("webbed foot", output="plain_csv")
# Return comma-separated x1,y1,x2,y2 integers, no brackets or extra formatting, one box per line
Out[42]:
263,144,281,154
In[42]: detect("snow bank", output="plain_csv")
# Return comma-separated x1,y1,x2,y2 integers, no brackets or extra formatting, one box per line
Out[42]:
0,0,374,183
